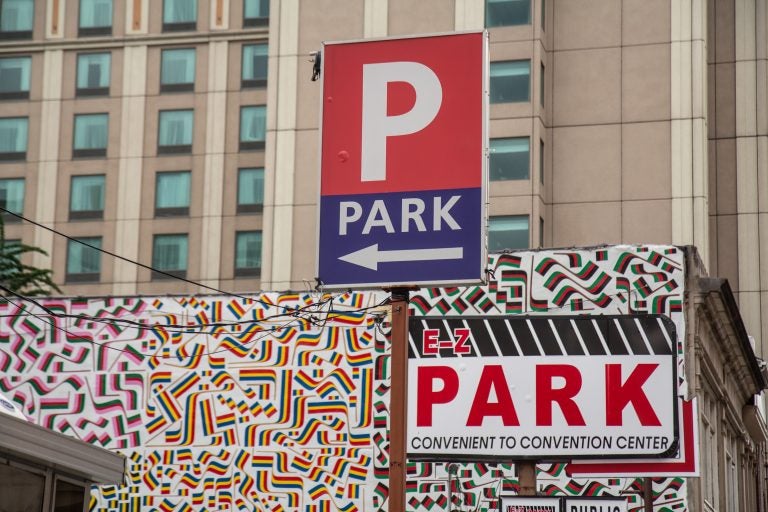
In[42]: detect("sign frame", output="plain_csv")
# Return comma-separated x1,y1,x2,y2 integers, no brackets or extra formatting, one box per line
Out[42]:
407,314,679,461
315,31,489,290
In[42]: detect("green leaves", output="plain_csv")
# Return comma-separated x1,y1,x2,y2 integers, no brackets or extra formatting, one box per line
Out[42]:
0,217,61,297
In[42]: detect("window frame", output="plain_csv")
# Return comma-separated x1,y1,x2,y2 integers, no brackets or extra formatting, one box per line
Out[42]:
0,177,24,221
154,170,191,217
239,105,266,151
0,55,30,100
152,233,189,279
69,174,105,221
72,113,109,158
490,60,530,104
241,43,268,89
75,52,111,97
234,230,262,277
157,109,194,155
0,116,28,161
243,0,269,27
65,237,102,283
0,0,34,40
489,137,530,181
488,215,530,252
159,47,196,93
485,0,531,28
78,0,113,37
237,167,265,213
162,0,197,32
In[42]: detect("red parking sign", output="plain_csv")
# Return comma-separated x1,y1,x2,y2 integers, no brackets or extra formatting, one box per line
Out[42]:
317,32,488,288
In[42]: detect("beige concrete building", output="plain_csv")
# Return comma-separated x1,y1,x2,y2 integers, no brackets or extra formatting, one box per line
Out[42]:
0,1,766,358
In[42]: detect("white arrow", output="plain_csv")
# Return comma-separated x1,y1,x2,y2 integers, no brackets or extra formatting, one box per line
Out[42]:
338,244,463,270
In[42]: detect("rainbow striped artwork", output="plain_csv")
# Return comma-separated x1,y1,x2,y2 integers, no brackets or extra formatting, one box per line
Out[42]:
0,246,688,511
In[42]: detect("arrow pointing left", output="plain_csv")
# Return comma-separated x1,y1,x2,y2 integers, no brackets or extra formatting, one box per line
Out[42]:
339,244,463,271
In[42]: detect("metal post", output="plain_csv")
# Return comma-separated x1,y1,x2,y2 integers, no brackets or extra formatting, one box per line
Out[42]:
389,288,410,512
517,461,537,496
643,477,653,512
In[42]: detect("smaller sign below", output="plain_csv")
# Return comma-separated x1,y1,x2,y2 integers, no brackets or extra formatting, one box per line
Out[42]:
564,497,628,512
500,496,560,512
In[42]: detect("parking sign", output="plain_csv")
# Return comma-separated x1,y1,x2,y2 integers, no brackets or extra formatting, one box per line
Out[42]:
317,32,488,289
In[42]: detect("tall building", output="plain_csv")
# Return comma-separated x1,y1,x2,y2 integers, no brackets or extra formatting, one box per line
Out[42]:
0,1,765,358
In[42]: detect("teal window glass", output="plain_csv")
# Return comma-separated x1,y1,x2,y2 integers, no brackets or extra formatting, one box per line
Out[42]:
79,0,112,35
242,44,267,88
539,217,544,247
158,110,193,153
0,117,28,159
490,137,529,180
155,171,190,216
153,234,188,278
243,0,269,26
0,56,30,98
239,106,266,150
485,0,530,27
237,168,264,213
163,0,196,31
539,139,544,184
235,231,262,276
0,178,24,215
73,113,108,157
490,60,530,103
76,52,110,95
489,216,529,252
70,175,105,219
161,48,195,92
66,237,101,281
0,0,34,37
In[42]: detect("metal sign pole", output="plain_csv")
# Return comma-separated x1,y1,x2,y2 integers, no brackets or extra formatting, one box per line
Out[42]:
388,288,410,512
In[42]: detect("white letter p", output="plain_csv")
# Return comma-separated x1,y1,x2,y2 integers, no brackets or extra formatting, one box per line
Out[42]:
361,62,442,182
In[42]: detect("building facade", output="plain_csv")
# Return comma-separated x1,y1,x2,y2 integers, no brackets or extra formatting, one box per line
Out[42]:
1,0,768,432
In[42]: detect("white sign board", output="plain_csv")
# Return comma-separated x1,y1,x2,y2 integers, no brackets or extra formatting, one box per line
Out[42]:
407,316,678,460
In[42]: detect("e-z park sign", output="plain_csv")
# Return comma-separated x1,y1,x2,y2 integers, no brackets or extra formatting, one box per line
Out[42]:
316,32,488,289
407,315,678,460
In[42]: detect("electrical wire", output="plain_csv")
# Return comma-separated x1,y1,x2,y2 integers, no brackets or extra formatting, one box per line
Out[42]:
0,206,323,314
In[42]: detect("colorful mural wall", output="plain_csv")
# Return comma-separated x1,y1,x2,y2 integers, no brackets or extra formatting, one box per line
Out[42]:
0,245,687,511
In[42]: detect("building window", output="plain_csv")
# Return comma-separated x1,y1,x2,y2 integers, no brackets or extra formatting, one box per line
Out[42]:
155,171,190,217
0,178,24,219
490,137,529,180
78,0,112,36
0,56,29,99
73,113,108,158
539,217,544,247
0,117,27,160
158,109,193,154
239,106,266,150
235,231,262,277
540,62,545,107
66,237,101,282
241,44,267,88
539,139,544,184
0,0,34,39
69,174,105,220
76,52,110,96
243,0,269,27
490,60,530,103
152,234,188,279
163,0,196,32
237,167,264,213
486,0,530,27
489,215,529,252
160,48,195,93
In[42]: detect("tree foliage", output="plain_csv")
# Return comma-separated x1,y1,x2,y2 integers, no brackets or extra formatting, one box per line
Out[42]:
0,218,61,296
